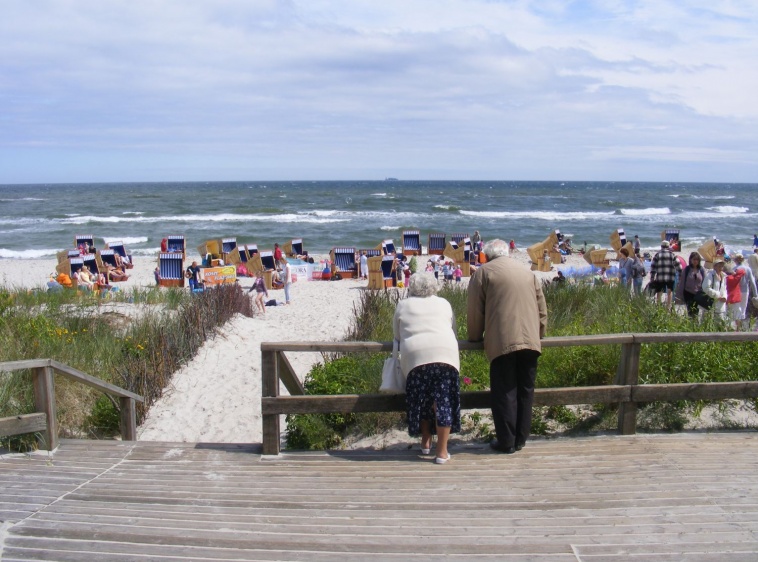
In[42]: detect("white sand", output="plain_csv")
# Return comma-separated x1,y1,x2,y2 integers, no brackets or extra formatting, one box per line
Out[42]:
4,249,683,446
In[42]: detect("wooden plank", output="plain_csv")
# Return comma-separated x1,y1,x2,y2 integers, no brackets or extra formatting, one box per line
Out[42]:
49,360,143,402
277,351,305,396
0,359,50,372
32,366,58,451
261,349,280,455
633,381,758,402
0,413,47,438
617,342,640,435
261,386,629,415
633,331,758,344
118,397,137,441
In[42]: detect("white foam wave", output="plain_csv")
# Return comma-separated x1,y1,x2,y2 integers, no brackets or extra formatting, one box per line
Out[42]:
381,226,400,231
103,236,149,246
56,213,349,225
434,204,456,210
707,206,748,213
371,193,388,197
459,210,615,221
122,211,144,215
0,248,59,259
619,207,671,216
0,197,47,202
694,195,735,200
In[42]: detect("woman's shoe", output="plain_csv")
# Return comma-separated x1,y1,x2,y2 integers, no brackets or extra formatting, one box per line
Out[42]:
434,453,451,464
421,448,431,455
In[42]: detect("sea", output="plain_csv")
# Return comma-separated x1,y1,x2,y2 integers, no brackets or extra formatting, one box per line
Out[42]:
0,180,756,259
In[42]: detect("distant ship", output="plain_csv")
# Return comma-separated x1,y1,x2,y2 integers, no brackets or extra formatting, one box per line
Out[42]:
384,177,399,181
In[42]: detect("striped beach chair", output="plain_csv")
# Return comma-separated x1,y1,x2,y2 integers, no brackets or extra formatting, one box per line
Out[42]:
402,230,421,256
284,238,305,258
330,247,357,278
428,233,446,255
166,235,186,256
378,239,396,255
82,253,101,276
450,233,468,245
74,234,94,252
221,238,241,265
158,252,185,288
105,240,134,268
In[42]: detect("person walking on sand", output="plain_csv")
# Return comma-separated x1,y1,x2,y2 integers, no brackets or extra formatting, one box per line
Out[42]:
703,258,728,319
731,253,756,330
467,239,548,454
249,270,268,314
650,240,681,310
360,251,368,279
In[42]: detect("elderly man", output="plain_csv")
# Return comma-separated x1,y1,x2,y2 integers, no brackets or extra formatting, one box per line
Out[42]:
467,239,548,454
650,240,681,310
732,253,758,330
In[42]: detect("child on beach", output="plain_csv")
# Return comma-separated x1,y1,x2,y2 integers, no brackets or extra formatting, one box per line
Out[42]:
454,265,463,283
249,271,268,315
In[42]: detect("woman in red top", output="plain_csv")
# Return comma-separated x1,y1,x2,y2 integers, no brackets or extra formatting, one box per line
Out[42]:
726,267,745,327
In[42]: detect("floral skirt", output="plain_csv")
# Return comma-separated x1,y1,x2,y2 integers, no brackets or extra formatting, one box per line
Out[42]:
405,362,461,437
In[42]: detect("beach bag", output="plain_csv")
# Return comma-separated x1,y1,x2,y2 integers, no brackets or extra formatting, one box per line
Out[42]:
379,339,404,393
694,291,714,310
631,260,646,279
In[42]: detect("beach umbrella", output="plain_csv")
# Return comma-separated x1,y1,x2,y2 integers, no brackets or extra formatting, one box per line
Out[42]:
676,255,687,269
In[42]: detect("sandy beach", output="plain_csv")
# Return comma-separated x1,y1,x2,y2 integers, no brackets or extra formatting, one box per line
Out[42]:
0,249,572,443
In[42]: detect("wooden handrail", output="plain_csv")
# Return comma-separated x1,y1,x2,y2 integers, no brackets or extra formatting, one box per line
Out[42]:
0,359,144,450
261,332,758,455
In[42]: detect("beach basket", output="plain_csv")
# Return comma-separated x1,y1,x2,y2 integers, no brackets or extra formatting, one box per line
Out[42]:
82,253,101,275
428,233,445,255
220,238,241,265
375,239,396,255
450,233,468,245
527,230,560,264
610,228,628,252
284,238,305,258
57,249,79,264
359,248,381,258
583,248,614,268
104,240,134,269
530,258,552,272
402,230,421,256
74,234,94,251
158,252,185,288
166,235,186,256
698,240,717,269
99,249,119,269
330,247,357,279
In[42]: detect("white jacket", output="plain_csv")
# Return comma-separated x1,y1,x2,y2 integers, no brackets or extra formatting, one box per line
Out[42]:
702,269,727,315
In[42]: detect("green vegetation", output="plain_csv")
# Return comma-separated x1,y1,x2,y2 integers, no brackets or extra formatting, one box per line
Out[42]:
0,284,253,451
286,282,758,449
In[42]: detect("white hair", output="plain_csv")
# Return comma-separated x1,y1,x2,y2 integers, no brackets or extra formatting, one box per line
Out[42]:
482,239,509,260
407,272,439,297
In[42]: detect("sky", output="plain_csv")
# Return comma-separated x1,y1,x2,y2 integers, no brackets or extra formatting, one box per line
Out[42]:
2,0,758,184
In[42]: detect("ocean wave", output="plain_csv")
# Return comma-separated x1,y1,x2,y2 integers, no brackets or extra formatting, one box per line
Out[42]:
103,236,149,246
56,213,350,225
381,226,401,231
0,248,59,259
618,207,671,216
459,210,615,221
122,211,144,215
0,197,47,202
707,206,749,213
371,193,388,197
433,204,460,211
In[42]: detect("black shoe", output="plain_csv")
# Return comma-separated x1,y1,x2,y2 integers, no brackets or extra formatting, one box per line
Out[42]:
515,442,525,451
490,440,516,454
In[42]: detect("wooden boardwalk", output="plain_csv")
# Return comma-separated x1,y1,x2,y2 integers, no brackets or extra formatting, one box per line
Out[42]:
2,432,758,561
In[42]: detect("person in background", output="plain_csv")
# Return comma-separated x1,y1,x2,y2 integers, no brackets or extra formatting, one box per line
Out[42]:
453,264,463,283
393,273,460,464
283,259,293,305
77,266,95,291
617,248,632,288
731,253,756,330
47,273,63,293
748,249,758,280
186,261,202,291
274,243,284,267
753,233,758,249
634,235,641,253
703,258,728,318
153,267,161,286
726,265,746,328
677,252,706,318
553,271,566,284
360,251,368,280
249,270,268,314
471,230,482,252
467,239,548,455
630,250,646,295
650,240,681,310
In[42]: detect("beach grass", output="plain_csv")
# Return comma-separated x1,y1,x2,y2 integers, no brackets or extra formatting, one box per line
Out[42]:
0,283,253,451
286,281,758,449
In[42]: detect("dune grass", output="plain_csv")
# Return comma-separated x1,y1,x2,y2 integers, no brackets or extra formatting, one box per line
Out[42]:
0,283,254,451
286,281,758,449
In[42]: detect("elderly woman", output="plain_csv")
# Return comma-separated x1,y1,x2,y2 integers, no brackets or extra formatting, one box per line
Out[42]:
393,272,460,464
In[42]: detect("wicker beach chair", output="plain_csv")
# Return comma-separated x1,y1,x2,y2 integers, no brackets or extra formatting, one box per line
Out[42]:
247,250,276,289
158,252,185,288
428,233,446,256
450,233,468,246
284,238,305,258
367,255,397,289
197,239,223,266
220,238,241,265
74,234,94,252
583,248,614,268
376,239,396,255
57,249,80,264
698,240,717,269
166,235,186,256
99,249,119,269
527,230,560,265
661,229,681,250
359,248,381,258
104,240,134,268
402,230,421,256
330,247,357,279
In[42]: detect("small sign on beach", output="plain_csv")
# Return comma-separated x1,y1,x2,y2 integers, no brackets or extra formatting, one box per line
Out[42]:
202,266,237,286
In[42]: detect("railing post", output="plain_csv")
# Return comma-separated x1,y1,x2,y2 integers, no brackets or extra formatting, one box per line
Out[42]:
261,349,280,455
119,396,137,441
32,365,58,451
617,342,641,435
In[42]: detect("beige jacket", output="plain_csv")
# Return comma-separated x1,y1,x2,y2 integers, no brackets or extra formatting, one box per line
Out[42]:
467,255,548,361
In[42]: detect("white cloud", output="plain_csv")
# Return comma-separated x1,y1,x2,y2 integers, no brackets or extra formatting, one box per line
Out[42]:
1,0,757,182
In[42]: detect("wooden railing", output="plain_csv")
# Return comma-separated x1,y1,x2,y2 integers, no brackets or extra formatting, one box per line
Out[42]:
0,359,144,451
261,332,758,455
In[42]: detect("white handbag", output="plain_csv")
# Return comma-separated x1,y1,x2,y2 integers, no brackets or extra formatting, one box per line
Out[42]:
379,339,405,393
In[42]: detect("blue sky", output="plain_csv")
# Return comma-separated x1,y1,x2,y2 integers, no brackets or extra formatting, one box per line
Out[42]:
2,1,757,183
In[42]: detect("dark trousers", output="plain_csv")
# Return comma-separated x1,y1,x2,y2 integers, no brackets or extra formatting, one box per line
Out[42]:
490,350,540,448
